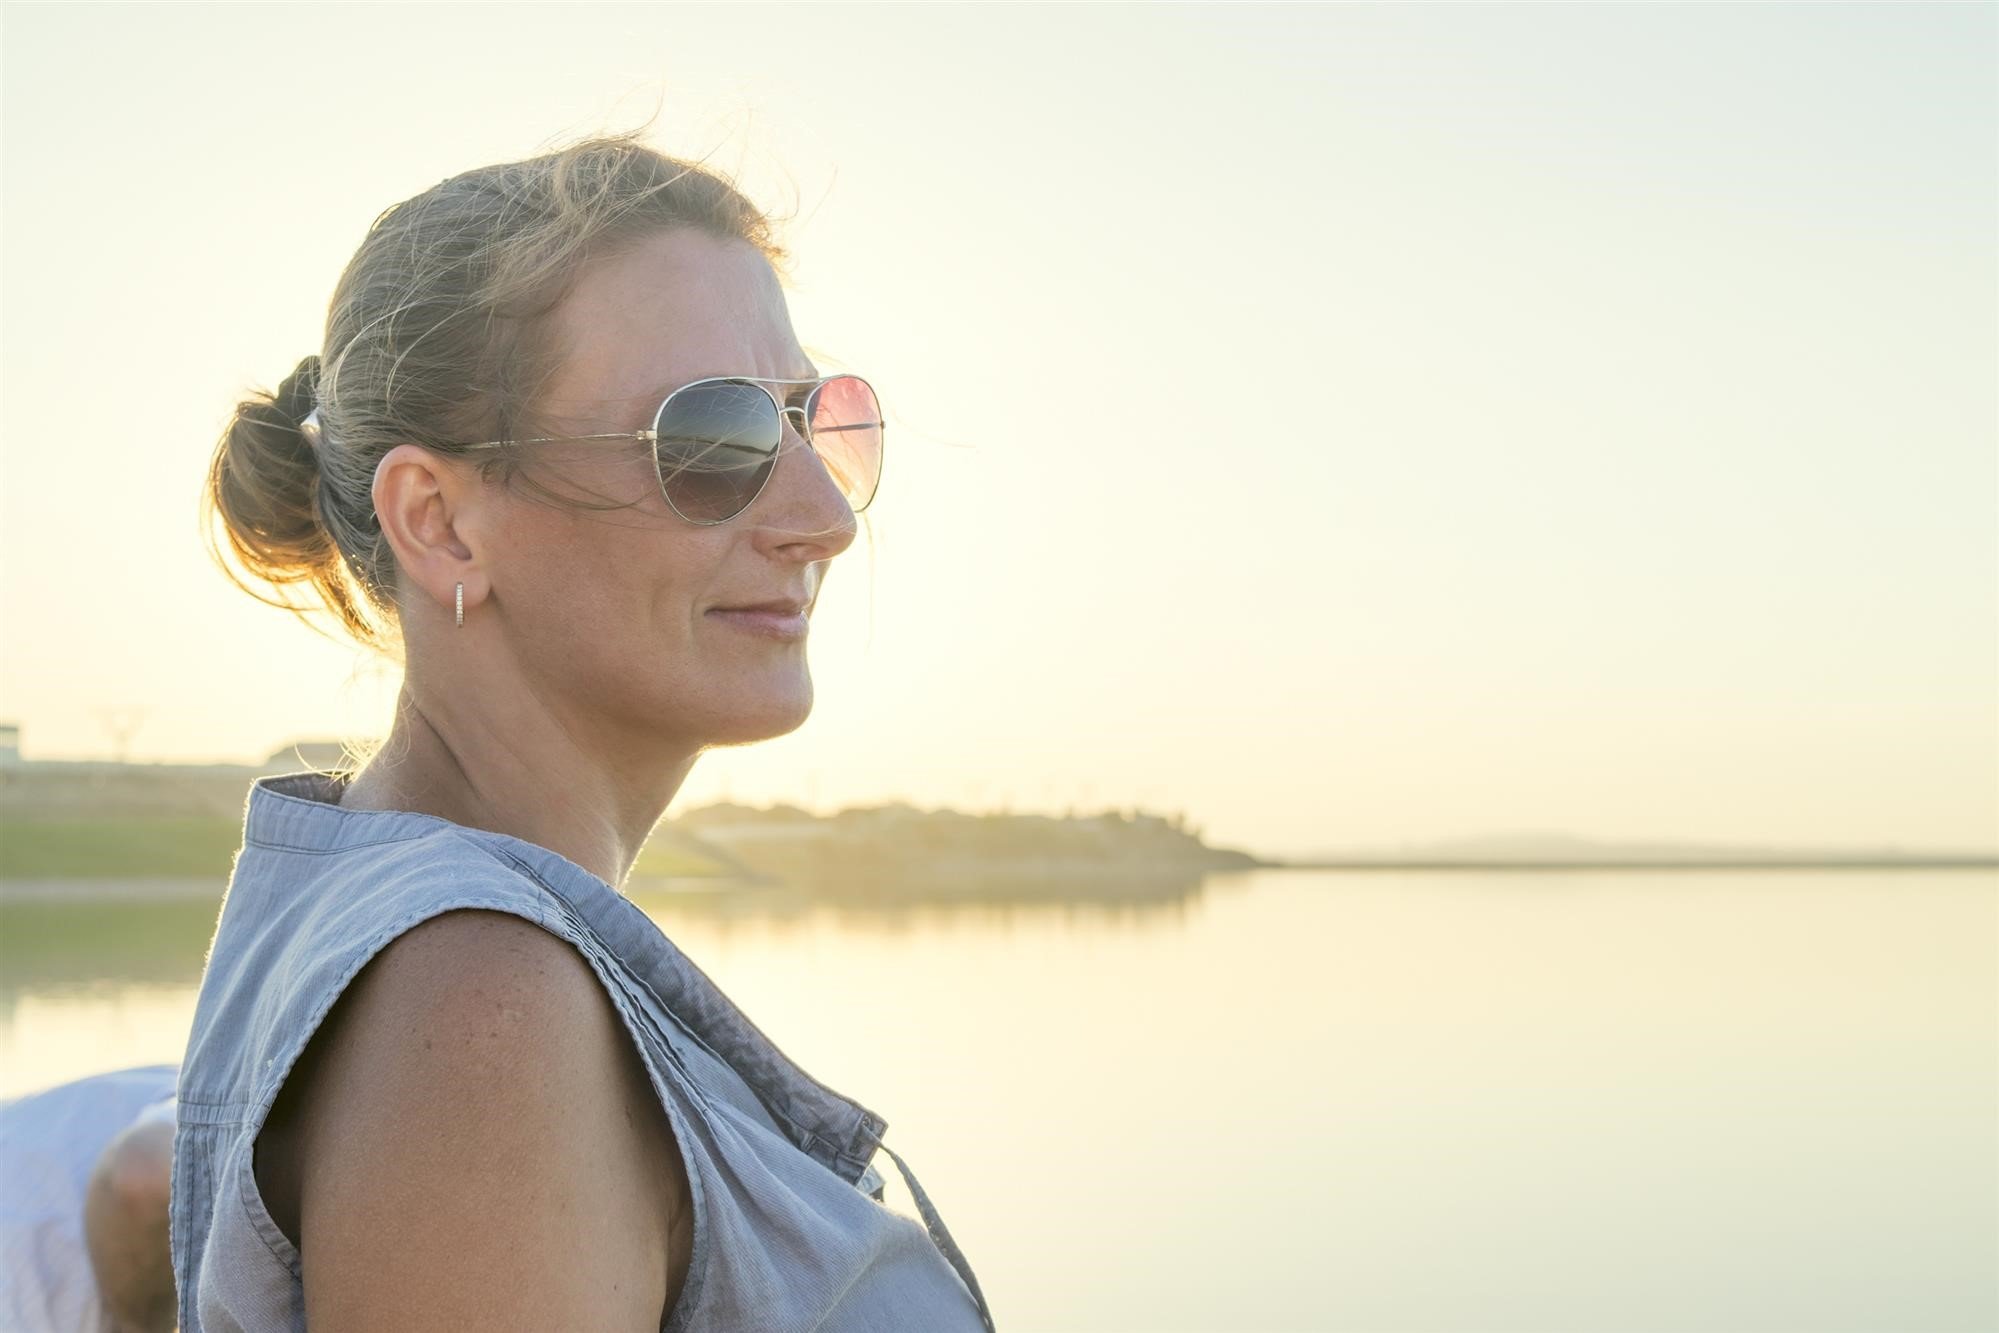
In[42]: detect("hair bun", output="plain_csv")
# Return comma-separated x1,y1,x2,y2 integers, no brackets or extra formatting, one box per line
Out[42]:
274,354,321,428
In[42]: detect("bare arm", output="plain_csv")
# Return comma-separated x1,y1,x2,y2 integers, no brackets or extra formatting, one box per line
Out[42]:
278,909,693,1331
83,1114,177,1333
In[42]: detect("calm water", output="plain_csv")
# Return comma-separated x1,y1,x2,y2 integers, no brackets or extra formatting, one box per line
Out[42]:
2,867,1993,1332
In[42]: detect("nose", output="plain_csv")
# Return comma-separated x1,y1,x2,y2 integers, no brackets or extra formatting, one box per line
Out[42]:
750,411,858,552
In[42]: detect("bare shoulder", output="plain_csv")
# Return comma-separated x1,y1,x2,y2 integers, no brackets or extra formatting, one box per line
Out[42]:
267,908,693,1331
343,906,611,1032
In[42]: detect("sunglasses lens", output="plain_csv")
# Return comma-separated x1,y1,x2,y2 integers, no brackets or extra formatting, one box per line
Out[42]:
652,375,884,523
809,375,883,513
653,380,782,523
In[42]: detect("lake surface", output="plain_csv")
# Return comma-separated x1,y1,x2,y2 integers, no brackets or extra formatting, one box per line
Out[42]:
2,867,1993,1332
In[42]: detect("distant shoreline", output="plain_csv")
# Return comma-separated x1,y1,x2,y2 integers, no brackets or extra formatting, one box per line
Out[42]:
6,762,1993,881
1270,857,1999,871
0,873,752,902
3,858,1994,905
0,877,223,901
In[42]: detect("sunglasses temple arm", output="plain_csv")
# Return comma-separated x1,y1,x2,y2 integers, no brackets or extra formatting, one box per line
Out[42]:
457,431,653,451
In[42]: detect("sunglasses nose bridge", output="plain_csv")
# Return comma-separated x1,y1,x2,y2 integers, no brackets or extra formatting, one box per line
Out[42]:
777,401,813,447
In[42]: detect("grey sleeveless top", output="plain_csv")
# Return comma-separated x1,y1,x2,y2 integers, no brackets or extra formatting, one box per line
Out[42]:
168,771,996,1332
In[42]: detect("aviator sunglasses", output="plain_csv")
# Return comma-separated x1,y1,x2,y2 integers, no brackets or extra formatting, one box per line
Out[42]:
455,373,883,526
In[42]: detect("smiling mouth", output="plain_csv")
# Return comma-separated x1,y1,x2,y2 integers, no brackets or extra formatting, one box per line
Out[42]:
708,600,807,616
706,607,807,642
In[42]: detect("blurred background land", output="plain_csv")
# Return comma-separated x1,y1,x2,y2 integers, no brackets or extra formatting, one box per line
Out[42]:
0,722,1267,902
2,723,1987,906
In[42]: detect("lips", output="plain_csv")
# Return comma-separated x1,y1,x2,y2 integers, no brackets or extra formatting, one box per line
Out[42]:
710,598,807,615
706,599,810,641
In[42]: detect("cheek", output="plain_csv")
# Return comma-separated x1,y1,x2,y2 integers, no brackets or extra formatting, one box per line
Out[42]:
512,527,727,648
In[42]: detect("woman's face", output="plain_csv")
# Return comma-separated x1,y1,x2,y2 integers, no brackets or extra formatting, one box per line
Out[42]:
465,228,859,752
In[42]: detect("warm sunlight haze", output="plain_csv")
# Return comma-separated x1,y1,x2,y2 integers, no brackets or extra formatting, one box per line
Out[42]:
2,6,1993,858
3,8,1995,1333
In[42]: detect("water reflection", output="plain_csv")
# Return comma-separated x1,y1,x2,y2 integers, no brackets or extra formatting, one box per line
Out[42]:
0,870,1230,1001
0,896,218,1003
1,868,1992,1332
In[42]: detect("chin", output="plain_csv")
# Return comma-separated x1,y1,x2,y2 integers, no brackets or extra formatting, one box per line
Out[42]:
703,685,815,746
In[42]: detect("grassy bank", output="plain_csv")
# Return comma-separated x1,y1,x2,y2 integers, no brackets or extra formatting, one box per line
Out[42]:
1,817,245,879
1,815,734,881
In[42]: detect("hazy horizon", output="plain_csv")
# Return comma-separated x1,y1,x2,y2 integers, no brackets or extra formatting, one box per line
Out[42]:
2,4,1993,862
4,732,1994,864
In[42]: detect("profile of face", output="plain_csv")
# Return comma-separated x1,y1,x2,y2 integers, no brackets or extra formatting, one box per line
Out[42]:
381,228,859,756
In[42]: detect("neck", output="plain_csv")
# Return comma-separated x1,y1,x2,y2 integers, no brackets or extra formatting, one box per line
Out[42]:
338,682,700,892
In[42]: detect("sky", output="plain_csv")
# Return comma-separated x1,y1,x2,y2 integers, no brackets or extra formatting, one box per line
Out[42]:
1,3,1993,858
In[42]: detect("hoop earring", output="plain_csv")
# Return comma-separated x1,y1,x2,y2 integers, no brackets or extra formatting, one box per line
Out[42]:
455,582,464,628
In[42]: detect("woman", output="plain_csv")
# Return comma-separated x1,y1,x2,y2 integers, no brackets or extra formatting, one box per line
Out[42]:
176,132,995,1332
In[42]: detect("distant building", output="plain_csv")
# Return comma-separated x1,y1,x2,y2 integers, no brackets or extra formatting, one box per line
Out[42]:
0,730,372,819
0,723,358,779
262,739,359,772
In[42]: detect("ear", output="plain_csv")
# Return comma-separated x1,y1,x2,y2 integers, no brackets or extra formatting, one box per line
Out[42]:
371,444,492,621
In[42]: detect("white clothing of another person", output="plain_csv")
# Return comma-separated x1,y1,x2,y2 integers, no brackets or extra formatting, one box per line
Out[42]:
0,1064,179,1333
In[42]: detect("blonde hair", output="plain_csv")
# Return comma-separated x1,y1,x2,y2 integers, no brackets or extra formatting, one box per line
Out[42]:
200,128,793,660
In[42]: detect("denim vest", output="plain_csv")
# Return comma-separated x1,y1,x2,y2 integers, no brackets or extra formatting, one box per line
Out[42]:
169,771,995,1332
